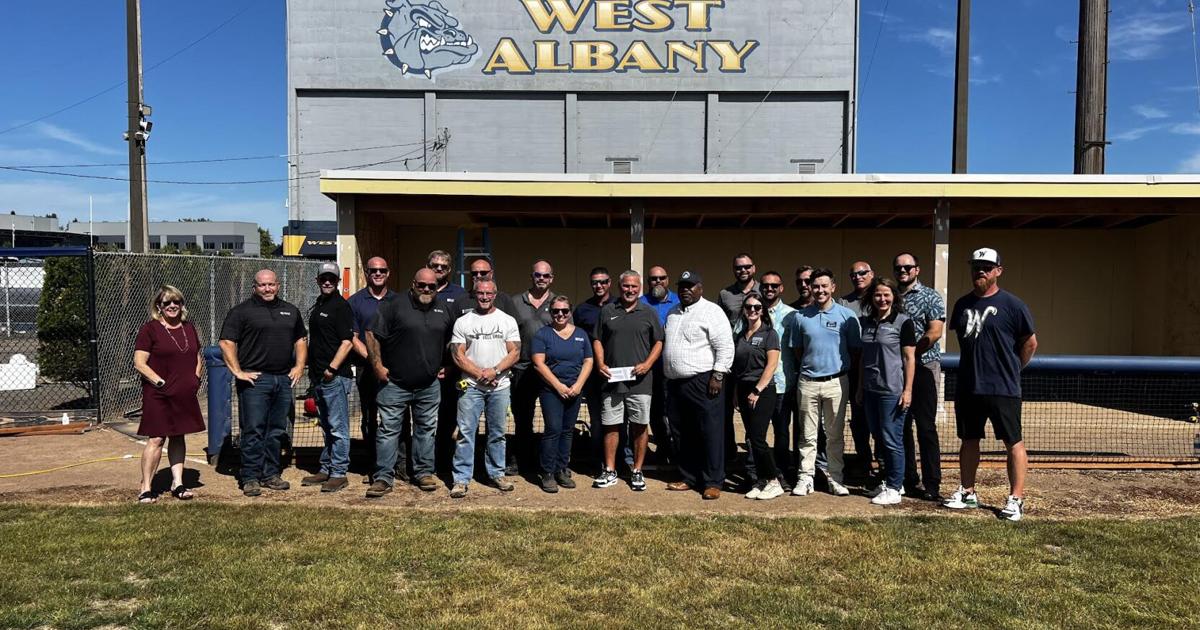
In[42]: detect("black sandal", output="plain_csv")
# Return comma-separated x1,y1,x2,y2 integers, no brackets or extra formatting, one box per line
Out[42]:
137,491,157,504
170,485,194,500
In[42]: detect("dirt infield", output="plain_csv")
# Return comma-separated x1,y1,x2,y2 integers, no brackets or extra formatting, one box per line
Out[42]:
2,425,1198,520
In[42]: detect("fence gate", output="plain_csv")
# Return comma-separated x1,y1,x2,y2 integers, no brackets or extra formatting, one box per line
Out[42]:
0,247,98,425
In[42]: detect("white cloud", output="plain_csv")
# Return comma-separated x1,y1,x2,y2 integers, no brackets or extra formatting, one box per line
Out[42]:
1053,24,1075,43
969,74,1003,85
0,144,79,166
1112,124,1168,141
1110,12,1187,61
0,178,126,222
1170,121,1200,135
903,27,957,57
1177,148,1200,172
1133,104,1169,119
33,122,122,157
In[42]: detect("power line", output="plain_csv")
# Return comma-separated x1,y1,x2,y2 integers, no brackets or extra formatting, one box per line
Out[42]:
1,140,436,169
860,0,892,101
0,4,253,137
1190,0,1200,113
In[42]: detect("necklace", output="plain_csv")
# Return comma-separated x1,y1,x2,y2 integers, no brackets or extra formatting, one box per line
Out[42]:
162,321,189,353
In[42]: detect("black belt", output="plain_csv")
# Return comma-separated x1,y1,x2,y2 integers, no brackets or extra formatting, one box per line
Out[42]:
802,371,846,382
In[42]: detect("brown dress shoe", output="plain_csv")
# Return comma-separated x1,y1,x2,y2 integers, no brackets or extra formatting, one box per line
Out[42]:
702,487,721,500
301,472,330,486
666,481,693,492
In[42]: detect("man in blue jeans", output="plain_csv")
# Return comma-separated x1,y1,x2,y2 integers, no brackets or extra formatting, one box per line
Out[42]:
219,269,308,497
301,263,356,493
364,268,455,498
450,279,521,498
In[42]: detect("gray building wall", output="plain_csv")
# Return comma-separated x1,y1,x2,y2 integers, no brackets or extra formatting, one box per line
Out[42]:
64,221,259,256
288,0,859,221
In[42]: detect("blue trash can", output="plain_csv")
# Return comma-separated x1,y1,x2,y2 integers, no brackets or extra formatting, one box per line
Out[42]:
204,345,233,463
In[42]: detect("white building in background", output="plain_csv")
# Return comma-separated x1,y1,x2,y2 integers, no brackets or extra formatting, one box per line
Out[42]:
63,220,260,256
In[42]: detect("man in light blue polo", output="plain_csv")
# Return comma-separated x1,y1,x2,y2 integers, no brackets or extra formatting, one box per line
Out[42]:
790,268,861,496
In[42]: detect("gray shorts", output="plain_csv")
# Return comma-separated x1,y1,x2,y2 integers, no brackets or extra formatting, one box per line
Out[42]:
600,392,652,426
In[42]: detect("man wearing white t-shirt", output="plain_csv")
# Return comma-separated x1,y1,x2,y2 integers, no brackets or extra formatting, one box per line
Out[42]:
450,280,521,498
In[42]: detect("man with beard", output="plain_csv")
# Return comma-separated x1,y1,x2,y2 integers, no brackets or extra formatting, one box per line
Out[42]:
507,260,558,474
301,263,355,493
573,267,629,471
219,269,307,497
663,271,734,500
757,271,799,492
364,268,454,498
427,249,468,311
349,257,394,482
641,265,679,463
718,254,759,469
591,271,663,491
893,252,946,501
789,266,814,310
842,261,879,482
944,248,1037,522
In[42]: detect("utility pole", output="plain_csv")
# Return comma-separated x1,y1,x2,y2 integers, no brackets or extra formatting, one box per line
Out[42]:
1074,0,1109,174
952,0,970,174
125,0,150,252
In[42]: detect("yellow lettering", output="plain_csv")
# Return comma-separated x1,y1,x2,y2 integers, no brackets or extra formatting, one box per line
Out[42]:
534,40,570,71
673,0,724,31
482,39,533,74
595,0,632,30
616,40,665,72
708,40,759,71
665,40,706,72
519,0,595,33
571,41,618,71
631,0,674,31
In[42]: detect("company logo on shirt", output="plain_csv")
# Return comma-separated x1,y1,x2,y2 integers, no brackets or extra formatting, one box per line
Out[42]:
319,312,329,318
279,311,292,316
824,320,838,330
573,337,586,342
963,306,998,339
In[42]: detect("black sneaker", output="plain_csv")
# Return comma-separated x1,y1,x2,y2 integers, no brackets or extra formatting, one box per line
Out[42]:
630,469,646,491
261,476,290,491
242,479,262,497
555,470,576,489
539,473,559,494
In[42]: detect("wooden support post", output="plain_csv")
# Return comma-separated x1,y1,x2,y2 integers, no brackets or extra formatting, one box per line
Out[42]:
630,200,645,277
336,195,360,294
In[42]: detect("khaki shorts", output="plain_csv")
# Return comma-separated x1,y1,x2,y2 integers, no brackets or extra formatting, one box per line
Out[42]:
600,392,652,426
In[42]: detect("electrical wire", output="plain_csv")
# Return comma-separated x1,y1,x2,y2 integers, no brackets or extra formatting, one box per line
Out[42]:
2,140,436,170
860,0,891,101
1189,0,1200,113
0,5,254,137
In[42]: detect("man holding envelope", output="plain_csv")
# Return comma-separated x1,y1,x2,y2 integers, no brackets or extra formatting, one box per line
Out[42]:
591,270,665,491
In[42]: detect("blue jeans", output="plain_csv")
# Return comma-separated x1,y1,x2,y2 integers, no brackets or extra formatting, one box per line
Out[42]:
539,389,579,474
375,380,441,484
236,372,293,482
863,391,906,491
315,375,353,477
453,385,510,485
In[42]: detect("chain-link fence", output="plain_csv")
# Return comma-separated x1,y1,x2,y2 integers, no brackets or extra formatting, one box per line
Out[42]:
0,247,97,425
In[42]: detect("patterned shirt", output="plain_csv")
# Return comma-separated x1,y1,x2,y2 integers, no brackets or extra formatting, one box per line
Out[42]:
901,280,946,365
663,297,735,380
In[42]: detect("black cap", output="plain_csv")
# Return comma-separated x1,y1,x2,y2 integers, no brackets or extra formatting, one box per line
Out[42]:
677,270,703,286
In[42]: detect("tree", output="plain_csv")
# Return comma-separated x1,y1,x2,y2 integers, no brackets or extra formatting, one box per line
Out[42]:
258,228,276,258
36,256,92,392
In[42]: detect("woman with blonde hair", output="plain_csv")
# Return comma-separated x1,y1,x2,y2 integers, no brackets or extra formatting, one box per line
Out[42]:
132,285,205,502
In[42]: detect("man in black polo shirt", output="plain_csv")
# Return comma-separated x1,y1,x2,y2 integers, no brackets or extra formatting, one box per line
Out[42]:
591,270,664,491
300,263,355,493
219,269,307,497
364,268,455,497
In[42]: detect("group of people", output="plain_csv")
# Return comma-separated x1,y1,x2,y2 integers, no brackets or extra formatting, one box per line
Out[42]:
134,247,1037,520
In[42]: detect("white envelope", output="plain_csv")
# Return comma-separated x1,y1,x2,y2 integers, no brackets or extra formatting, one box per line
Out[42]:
607,366,635,383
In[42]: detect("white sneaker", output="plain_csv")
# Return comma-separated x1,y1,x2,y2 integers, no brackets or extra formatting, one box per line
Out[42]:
757,479,785,500
828,480,850,496
1000,495,1024,521
865,483,886,499
791,475,815,496
745,482,763,500
943,486,979,509
871,487,902,506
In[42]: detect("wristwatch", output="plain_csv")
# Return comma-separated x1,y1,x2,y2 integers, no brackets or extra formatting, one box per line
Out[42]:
751,386,761,396
154,379,165,389
712,372,725,382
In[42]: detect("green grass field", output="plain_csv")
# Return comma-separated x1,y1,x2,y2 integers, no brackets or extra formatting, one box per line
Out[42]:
1,505,1198,629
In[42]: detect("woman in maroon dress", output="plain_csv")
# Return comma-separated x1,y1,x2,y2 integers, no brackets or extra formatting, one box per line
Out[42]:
132,285,205,502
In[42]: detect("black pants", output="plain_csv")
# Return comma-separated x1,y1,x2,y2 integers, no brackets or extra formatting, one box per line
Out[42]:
649,362,676,463
507,366,541,471
668,373,725,489
847,367,882,473
723,383,739,459
435,374,459,476
904,361,942,492
737,382,779,481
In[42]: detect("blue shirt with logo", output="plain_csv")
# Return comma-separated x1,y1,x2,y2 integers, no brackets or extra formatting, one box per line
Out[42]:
531,325,593,387
790,303,861,378
950,289,1034,398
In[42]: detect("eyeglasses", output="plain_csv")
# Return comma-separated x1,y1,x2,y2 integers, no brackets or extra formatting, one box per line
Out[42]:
649,275,668,282
533,272,554,279
470,270,491,277
550,308,571,316
971,263,998,273
734,264,753,271
590,279,611,286
761,283,782,289
850,270,872,278
367,268,389,275
743,304,763,312
414,282,437,291
160,299,183,307
894,265,916,273
428,263,449,271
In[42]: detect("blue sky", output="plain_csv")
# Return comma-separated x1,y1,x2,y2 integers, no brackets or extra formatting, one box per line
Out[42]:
2,0,1199,236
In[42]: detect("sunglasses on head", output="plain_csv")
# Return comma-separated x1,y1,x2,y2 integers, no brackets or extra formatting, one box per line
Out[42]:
414,282,437,291
649,275,667,282
550,308,570,316
367,268,389,275
743,303,763,312
734,264,753,271
160,299,183,307
850,270,871,278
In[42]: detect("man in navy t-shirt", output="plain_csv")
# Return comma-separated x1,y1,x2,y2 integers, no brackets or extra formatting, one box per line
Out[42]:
944,248,1038,522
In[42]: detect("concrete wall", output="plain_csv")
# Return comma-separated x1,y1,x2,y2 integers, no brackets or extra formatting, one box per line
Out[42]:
355,214,1200,356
